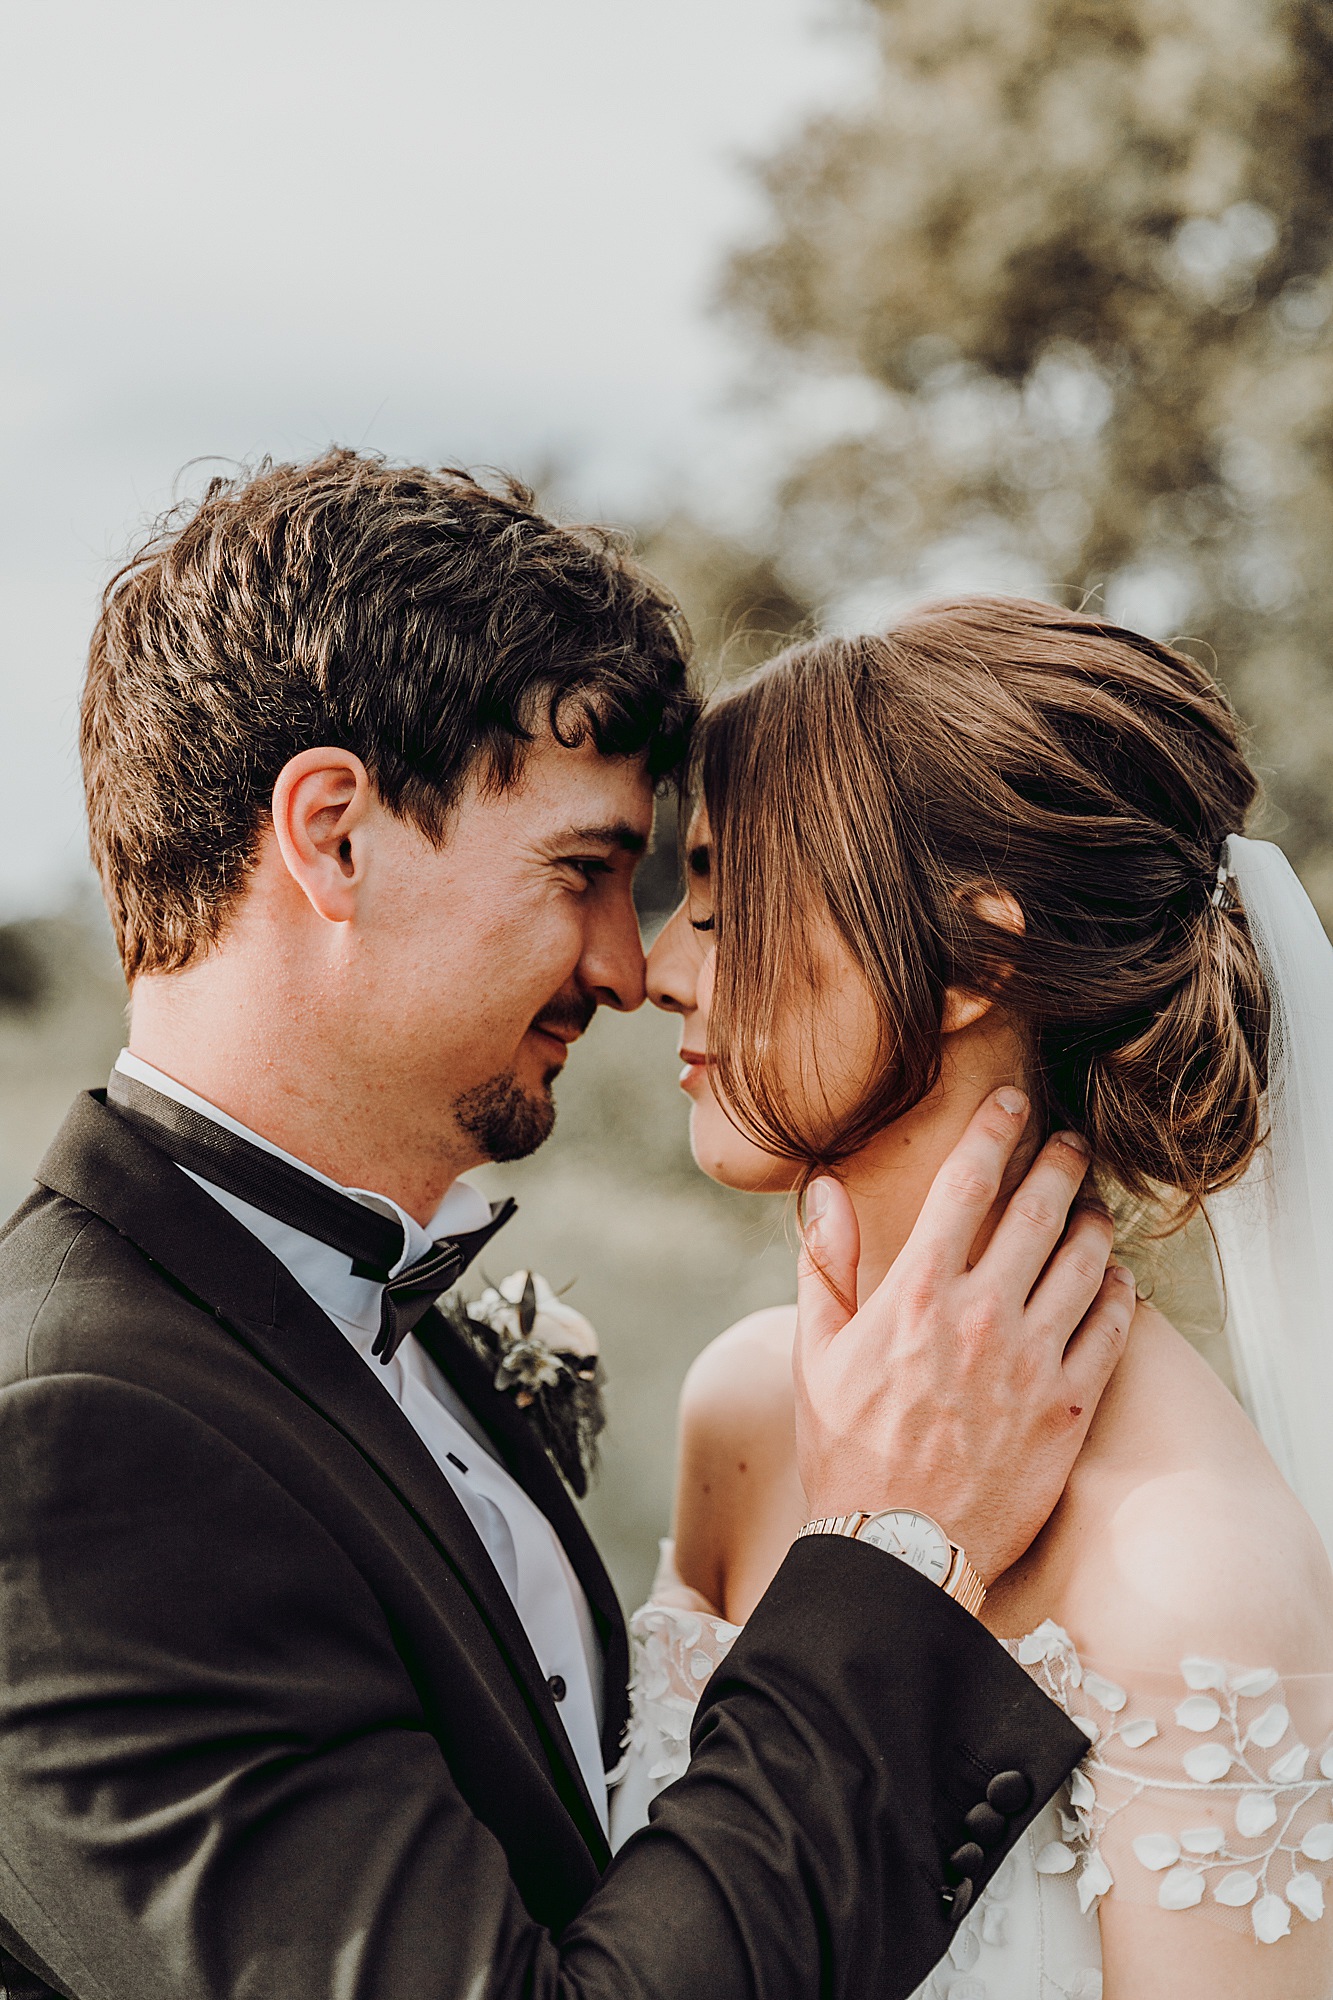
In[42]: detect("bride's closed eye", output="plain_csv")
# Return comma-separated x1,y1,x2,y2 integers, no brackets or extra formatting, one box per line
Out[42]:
685,832,713,934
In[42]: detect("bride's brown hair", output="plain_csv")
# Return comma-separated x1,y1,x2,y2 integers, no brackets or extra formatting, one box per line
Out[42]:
697,595,1270,1223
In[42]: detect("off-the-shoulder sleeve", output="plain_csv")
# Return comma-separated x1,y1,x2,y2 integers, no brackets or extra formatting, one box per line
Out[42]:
1013,1619,1333,1953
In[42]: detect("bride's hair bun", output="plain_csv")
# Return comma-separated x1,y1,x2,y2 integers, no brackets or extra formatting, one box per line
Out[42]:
699,595,1270,1223
1070,861,1268,1216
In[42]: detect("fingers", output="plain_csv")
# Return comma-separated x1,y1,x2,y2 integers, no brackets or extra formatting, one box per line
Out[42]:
796,1177,861,1350
1021,1197,1116,1337
974,1128,1094,1301
905,1087,1032,1275
1060,1262,1138,1415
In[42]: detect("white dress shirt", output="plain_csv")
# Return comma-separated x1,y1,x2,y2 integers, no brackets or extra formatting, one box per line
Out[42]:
113,1051,608,1830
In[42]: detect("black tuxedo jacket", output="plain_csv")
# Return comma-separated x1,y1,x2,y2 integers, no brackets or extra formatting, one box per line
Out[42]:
0,1092,1088,1999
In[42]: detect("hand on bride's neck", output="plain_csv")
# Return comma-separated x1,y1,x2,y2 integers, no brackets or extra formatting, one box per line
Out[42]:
840,1012,1038,1304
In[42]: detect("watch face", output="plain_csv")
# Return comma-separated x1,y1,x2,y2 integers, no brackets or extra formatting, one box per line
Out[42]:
858,1509,953,1583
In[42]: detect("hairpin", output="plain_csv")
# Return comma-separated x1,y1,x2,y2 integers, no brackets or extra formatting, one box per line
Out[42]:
1211,857,1231,908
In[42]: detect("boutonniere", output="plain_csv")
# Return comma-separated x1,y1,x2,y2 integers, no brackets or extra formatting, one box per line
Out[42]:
459,1271,606,1497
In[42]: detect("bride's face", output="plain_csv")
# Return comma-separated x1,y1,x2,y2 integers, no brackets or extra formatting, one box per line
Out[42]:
646,813,881,1192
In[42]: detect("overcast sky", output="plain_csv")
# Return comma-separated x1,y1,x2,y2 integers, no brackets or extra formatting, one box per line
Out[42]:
0,0,859,912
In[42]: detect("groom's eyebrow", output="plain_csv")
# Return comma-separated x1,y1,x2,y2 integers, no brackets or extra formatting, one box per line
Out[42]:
559,821,649,856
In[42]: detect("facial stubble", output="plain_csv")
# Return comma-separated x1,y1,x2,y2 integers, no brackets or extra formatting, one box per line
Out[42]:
453,1066,559,1163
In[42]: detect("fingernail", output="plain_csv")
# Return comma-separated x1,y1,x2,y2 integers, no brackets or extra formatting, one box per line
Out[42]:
1110,1264,1136,1288
1054,1129,1091,1155
995,1086,1028,1118
804,1179,831,1221
802,1179,831,1247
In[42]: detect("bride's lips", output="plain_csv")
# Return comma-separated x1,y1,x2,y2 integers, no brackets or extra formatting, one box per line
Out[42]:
678,1047,711,1094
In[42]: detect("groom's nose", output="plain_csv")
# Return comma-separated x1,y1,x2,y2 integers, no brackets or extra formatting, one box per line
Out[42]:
578,891,648,1013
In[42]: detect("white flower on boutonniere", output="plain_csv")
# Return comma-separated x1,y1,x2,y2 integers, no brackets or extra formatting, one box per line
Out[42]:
463,1272,605,1495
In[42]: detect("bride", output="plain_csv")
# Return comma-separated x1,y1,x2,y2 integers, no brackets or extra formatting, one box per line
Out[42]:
612,595,1333,1999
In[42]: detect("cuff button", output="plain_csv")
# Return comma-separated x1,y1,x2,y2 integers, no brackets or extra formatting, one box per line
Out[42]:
942,1877,974,1925
948,1840,986,1881
987,1769,1033,1816
963,1800,1006,1848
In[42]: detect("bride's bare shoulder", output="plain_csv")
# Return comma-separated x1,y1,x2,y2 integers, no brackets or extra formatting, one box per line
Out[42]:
672,1305,802,1619
677,1306,798,1484
1038,1301,1333,1675
680,1305,797,1415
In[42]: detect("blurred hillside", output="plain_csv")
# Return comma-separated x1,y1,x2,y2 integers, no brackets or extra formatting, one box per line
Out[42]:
0,908,127,1221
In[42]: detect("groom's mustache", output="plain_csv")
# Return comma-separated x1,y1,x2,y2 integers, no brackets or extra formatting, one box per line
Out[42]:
530,995,597,1045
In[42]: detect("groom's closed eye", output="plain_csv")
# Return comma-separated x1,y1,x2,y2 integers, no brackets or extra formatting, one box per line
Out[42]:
562,857,615,885
546,820,647,888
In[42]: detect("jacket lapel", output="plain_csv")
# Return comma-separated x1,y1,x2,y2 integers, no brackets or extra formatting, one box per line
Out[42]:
34,1092,612,1863
413,1309,630,1764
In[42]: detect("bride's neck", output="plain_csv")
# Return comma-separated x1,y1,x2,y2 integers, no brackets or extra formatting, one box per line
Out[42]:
842,1018,1036,1303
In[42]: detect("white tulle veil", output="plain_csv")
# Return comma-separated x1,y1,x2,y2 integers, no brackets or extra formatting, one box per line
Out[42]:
1206,835,1333,1557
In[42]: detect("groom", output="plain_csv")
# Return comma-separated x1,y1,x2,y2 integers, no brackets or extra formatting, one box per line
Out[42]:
0,450,1132,2000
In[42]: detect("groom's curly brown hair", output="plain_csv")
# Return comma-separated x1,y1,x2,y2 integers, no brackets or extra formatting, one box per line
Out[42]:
82,449,696,979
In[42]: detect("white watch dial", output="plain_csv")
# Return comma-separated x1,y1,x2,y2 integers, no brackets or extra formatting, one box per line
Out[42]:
857,1508,953,1584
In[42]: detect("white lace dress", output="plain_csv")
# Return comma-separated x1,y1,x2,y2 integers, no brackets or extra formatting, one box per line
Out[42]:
609,1551,1333,1999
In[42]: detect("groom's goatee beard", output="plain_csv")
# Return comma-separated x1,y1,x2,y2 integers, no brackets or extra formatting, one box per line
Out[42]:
455,995,594,1162
454,1070,557,1162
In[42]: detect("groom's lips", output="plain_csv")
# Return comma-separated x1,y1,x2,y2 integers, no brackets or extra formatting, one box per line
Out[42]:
528,1003,596,1065
530,1024,579,1063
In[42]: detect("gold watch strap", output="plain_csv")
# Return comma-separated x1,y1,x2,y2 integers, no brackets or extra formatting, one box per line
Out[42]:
798,1512,988,1616
943,1545,988,1617
796,1512,869,1540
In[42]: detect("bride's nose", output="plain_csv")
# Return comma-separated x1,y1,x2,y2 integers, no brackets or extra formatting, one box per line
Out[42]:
646,903,700,1016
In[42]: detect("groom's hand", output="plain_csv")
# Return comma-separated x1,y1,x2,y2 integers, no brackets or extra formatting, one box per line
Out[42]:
792,1088,1136,1586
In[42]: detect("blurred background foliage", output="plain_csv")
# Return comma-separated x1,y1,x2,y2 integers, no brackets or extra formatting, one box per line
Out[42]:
655,0,1333,903
3,0,1328,1602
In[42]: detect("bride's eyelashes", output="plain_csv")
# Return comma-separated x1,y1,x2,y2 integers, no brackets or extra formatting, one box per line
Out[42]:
691,916,715,933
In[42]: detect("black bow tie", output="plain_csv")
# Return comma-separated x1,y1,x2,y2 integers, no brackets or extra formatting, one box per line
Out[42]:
106,1070,516,1365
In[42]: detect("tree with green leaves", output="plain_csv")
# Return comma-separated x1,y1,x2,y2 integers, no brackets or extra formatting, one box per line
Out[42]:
713,0,1333,908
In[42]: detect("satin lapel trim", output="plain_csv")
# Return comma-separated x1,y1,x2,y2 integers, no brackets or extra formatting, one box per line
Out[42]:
414,1310,631,1762
35,1094,611,1862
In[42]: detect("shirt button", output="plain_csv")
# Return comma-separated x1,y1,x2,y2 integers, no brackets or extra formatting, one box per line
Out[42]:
548,1675,567,1702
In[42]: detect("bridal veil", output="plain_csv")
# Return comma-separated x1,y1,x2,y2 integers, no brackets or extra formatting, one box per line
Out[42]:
1208,834,1333,1558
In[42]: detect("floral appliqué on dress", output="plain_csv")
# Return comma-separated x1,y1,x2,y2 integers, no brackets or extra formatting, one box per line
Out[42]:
1014,1619,1333,1950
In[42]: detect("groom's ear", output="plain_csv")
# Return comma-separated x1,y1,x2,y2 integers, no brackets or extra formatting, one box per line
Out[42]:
941,887,1024,1036
270,748,375,924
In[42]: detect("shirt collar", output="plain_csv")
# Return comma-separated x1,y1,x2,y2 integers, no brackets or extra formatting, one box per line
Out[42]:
112,1050,493,1265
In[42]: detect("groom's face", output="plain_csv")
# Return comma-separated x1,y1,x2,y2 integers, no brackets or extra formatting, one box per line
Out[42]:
343,730,656,1173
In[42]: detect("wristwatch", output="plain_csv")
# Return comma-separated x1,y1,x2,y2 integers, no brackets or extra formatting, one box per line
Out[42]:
797,1508,988,1617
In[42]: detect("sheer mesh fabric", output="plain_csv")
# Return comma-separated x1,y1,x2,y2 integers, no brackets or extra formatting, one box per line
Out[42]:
1014,1620,1333,1948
